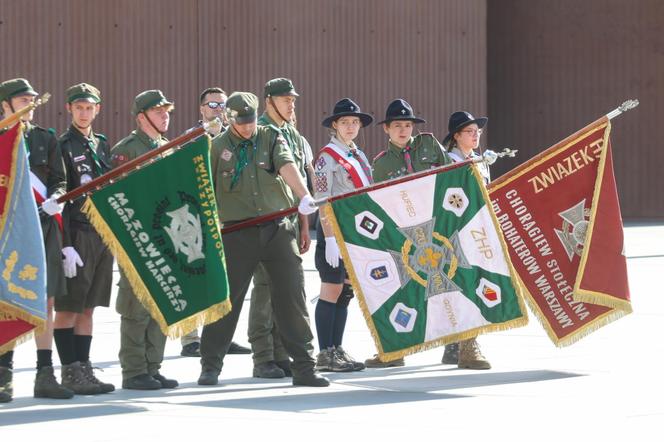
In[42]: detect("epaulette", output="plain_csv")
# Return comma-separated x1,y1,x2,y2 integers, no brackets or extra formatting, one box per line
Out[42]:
57,130,72,142
47,128,56,135
96,133,107,141
372,150,388,163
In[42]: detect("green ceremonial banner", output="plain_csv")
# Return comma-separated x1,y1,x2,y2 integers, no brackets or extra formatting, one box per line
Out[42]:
82,135,230,338
325,164,527,361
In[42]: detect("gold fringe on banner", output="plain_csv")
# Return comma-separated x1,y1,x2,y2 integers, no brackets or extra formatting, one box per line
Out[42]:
81,197,231,339
574,122,633,313
0,302,46,354
325,164,529,362
488,118,630,347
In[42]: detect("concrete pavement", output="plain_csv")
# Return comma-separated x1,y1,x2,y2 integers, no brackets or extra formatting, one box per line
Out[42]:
1,223,662,441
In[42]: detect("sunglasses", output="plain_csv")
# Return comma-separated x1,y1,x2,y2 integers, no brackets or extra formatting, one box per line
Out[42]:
203,101,225,109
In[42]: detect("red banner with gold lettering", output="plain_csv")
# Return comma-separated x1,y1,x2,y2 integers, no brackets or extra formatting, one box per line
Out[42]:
488,117,631,346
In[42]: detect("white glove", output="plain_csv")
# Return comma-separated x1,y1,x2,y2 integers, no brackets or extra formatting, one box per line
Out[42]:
62,247,84,278
482,149,498,165
325,236,340,268
297,194,318,215
41,196,64,216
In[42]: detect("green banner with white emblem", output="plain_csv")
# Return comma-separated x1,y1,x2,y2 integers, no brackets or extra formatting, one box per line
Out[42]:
82,135,230,338
325,164,527,360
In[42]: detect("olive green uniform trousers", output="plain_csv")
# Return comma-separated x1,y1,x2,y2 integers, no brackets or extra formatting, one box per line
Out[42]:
200,218,315,377
116,277,166,380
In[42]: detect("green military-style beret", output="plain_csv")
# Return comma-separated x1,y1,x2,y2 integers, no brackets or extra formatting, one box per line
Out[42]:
0,78,38,103
66,83,101,104
225,92,258,124
131,89,174,116
264,78,299,98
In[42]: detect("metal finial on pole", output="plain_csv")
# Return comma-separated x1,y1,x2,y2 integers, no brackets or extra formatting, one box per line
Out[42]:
607,99,639,120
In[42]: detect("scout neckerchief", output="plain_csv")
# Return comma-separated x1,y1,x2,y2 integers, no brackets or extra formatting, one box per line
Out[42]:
318,137,372,188
402,143,415,174
76,128,104,176
230,137,254,189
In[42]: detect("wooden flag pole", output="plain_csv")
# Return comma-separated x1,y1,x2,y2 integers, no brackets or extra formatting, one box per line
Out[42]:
56,119,221,204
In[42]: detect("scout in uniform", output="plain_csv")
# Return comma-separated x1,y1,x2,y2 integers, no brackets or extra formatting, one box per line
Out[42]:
439,110,495,370
0,78,73,401
111,90,179,390
368,99,491,370
180,86,251,358
247,78,313,379
51,83,115,395
313,98,373,372
197,91,328,388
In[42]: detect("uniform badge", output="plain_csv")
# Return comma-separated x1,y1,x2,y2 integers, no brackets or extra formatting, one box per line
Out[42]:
73,155,87,163
80,174,92,184
314,172,328,193
315,156,327,170
221,149,233,161
111,153,128,164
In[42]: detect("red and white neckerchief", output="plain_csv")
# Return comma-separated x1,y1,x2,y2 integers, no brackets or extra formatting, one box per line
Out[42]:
30,170,63,232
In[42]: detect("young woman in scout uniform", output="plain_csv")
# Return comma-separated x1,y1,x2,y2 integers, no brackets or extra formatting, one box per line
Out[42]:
365,98,452,368
367,100,491,370
439,110,492,370
313,98,373,372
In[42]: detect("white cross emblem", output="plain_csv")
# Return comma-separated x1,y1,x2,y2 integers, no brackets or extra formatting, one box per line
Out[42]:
401,109,406,114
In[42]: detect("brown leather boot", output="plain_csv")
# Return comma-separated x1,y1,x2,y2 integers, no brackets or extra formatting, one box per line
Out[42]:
61,361,103,395
0,366,12,403
34,366,74,399
458,338,491,370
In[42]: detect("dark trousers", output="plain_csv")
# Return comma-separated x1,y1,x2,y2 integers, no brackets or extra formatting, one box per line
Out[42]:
200,218,315,377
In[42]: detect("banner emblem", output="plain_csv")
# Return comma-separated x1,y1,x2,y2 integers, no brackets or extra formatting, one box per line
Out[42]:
163,203,205,264
390,220,471,299
390,302,417,332
554,199,590,260
355,211,383,239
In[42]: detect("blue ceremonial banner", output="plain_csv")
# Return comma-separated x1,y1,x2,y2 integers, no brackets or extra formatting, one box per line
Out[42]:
0,123,47,354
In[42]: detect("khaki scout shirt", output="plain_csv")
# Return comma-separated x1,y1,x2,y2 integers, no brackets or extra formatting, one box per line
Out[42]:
371,133,452,183
448,147,491,184
59,125,112,245
257,112,307,179
110,128,168,167
210,126,294,223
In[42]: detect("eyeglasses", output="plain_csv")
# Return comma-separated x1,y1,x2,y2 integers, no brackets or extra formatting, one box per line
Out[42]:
203,101,225,109
460,128,483,136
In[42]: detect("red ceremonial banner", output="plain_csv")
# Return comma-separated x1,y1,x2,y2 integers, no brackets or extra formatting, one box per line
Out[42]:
0,123,40,354
488,117,631,346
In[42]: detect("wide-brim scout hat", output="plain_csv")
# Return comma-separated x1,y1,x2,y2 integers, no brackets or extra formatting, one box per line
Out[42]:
442,111,488,147
0,78,38,103
264,78,299,97
66,83,101,104
225,91,258,124
131,90,174,116
376,99,426,125
322,98,373,128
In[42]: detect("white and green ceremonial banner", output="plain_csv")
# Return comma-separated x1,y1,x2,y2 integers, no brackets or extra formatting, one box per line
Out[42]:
325,163,527,361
